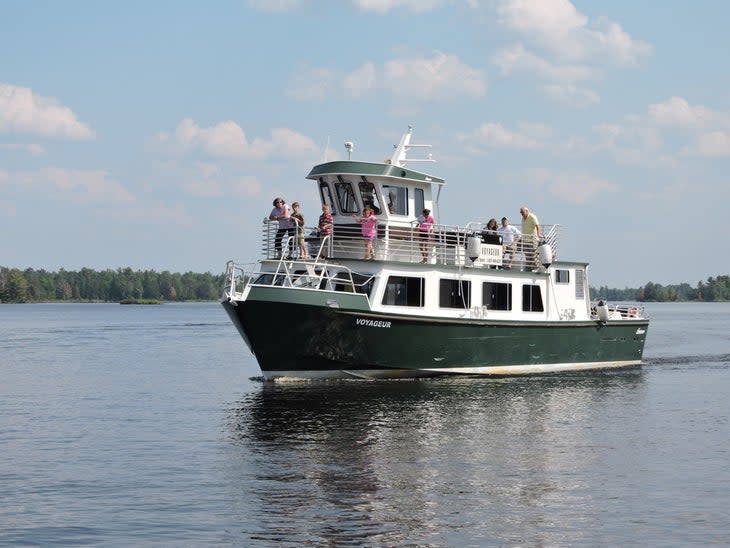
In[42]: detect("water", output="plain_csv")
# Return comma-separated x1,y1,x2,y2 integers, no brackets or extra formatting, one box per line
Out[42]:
1,302,729,546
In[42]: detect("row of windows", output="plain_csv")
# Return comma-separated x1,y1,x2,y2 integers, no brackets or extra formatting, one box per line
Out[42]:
382,276,545,312
320,178,425,217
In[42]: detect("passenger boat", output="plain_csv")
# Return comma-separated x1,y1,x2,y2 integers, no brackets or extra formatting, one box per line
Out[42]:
222,128,649,380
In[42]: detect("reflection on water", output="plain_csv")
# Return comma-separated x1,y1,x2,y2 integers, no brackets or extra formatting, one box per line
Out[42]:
226,372,645,546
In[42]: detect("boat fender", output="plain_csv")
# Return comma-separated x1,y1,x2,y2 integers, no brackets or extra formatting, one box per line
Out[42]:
538,242,553,267
596,300,610,322
466,236,481,262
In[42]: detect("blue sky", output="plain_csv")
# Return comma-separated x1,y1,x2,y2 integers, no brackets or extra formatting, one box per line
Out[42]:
1,0,729,287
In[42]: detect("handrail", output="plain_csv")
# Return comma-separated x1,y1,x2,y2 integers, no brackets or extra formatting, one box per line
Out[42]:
259,219,561,270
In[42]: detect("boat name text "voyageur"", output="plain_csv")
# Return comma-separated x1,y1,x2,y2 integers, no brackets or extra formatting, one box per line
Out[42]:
356,318,392,328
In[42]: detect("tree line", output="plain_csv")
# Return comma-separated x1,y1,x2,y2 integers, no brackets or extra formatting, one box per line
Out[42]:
591,275,730,302
0,266,225,303
2,266,729,304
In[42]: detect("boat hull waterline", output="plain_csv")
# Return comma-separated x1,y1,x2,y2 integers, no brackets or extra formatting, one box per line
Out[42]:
223,291,648,380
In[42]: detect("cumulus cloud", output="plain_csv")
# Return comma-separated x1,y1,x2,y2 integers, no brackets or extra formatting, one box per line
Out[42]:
1,168,134,203
459,122,549,151
493,44,594,83
157,119,319,160
285,66,337,101
352,0,443,13
0,143,45,155
542,84,599,107
496,0,652,65
383,52,487,100
493,1,652,105
0,83,94,140
247,0,302,12
527,168,618,203
289,52,486,103
684,131,730,158
648,96,729,129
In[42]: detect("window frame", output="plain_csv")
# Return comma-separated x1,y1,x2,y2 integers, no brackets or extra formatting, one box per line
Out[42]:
521,284,544,312
381,275,425,307
439,279,472,309
483,281,512,311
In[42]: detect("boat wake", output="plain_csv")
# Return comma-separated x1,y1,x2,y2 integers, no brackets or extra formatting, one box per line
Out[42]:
643,353,730,367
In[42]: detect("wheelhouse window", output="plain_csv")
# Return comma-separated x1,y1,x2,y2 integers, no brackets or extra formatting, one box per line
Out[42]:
575,269,585,299
335,178,358,213
440,279,471,309
414,188,425,217
522,284,544,312
358,179,382,215
319,179,336,213
483,282,511,311
383,184,408,216
382,276,424,307
555,269,570,284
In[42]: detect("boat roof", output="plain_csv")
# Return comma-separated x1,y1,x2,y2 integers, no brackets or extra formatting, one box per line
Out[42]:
306,160,446,186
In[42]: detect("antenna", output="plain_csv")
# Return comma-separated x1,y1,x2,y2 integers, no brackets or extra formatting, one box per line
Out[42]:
344,141,354,160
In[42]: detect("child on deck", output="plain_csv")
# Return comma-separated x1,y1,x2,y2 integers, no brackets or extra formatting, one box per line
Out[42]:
290,202,309,259
418,208,435,263
353,207,377,260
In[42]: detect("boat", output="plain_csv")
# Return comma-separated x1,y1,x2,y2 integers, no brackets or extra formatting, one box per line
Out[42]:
221,127,649,380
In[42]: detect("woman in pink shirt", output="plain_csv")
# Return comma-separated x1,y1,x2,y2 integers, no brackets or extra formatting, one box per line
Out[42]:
353,207,377,259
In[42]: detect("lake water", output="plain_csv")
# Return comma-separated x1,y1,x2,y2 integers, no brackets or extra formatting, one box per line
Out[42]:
1,302,729,546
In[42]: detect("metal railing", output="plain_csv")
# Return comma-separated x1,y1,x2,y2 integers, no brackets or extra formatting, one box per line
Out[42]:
590,302,647,320
223,258,375,301
259,219,561,270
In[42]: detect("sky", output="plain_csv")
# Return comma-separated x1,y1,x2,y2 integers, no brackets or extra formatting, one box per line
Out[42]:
1,0,729,288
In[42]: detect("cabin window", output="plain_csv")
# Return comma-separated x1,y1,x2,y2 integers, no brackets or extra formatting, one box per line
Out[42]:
522,284,544,312
382,184,408,215
483,282,512,311
575,269,585,299
555,269,570,284
358,180,382,215
415,188,425,216
319,180,336,213
335,179,358,213
440,279,471,309
382,276,424,307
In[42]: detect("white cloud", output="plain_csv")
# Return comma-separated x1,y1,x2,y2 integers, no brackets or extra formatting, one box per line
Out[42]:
684,131,730,157
382,52,487,100
0,83,94,140
286,67,337,101
288,52,486,103
343,63,377,98
157,119,319,160
542,84,599,107
0,143,45,155
247,0,301,12
459,122,545,150
527,168,618,203
648,96,728,129
1,168,134,203
352,0,443,13
496,0,652,65
493,44,594,83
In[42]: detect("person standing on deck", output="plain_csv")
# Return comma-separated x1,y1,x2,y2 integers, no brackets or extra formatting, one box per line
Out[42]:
519,206,542,270
498,217,521,269
269,197,295,259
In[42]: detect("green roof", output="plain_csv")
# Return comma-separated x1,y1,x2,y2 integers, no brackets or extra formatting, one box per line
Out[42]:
306,161,445,185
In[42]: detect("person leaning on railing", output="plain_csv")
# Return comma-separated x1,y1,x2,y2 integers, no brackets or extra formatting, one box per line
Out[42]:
317,204,333,258
269,197,295,259
519,206,542,270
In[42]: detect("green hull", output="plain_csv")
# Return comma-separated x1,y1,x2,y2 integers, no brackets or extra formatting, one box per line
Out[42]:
223,288,648,379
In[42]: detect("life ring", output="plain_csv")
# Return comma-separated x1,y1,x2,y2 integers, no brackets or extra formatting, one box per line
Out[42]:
628,307,638,318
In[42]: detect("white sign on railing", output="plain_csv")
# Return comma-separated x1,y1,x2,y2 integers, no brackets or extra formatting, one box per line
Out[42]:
479,244,503,266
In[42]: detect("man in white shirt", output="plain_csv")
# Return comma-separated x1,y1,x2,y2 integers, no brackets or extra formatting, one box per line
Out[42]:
498,217,521,269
